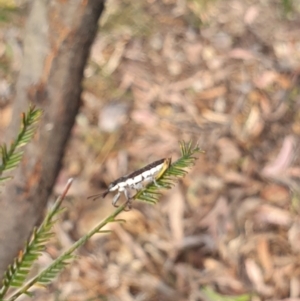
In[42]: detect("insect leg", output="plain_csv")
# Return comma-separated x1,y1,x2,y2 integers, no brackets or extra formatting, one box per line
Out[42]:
123,188,133,211
112,192,121,207
124,188,131,200
126,200,132,211
153,177,162,188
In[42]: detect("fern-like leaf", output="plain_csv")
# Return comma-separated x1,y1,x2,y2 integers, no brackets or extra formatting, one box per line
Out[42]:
5,142,201,301
0,180,72,299
134,141,202,204
35,254,74,285
6,199,126,301
0,106,42,182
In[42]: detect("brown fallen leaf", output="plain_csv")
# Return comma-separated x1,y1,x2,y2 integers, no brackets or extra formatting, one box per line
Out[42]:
260,184,290,206
201,108,230,124
196,85,227,100
229,48,256,60
244,5,260,25
255,204,292,227
253,70,277,89
262,135,296,178
167,186,185,245
199,196,229,241
288,219,300,253
245,258,274,296
217,137,241,164
256,237,273,280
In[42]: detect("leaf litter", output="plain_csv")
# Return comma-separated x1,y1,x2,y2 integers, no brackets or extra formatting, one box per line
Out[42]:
1,0,300,300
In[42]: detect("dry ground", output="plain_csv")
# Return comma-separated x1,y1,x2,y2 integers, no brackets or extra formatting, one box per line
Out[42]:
1,0,300,300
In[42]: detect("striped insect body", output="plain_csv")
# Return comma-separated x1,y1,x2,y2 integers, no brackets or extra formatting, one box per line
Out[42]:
89,157,171,207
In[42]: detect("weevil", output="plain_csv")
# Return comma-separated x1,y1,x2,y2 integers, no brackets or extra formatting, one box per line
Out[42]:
88,157,172,207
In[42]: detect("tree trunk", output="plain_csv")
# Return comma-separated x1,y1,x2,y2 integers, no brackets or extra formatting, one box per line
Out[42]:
0,0,105,278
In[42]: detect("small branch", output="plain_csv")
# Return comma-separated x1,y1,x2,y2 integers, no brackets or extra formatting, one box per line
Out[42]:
0,106,42,181
0,179,74,299
6,142,202,301
7,202,126,301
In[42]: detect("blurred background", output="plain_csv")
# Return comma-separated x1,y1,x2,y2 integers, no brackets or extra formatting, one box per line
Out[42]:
1,0,300,300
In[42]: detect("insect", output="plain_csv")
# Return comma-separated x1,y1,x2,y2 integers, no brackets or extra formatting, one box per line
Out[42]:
88,157,172,207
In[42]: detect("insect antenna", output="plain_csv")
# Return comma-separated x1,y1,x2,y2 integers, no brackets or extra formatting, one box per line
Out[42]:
87,190,109,201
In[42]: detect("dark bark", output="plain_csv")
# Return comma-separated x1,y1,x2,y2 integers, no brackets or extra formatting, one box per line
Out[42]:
0,0,105,278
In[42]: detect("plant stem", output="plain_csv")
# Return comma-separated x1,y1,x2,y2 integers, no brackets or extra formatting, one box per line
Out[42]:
7,202,127,301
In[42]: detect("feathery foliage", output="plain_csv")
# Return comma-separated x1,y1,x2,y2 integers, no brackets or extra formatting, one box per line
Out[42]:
133,141,202,204
3,179,74,301
0,179,70,299
6,191,126,301
4,141,201,301
0,106,42,183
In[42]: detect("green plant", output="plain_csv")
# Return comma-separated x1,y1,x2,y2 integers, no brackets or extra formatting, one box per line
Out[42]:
0,106,42,183
281,0,294,15
0,106,42,299
0,107,202,300
201,286,251,301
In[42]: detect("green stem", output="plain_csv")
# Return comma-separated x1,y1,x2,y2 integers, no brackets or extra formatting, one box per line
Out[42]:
7,203,127,301
0,107,41,175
